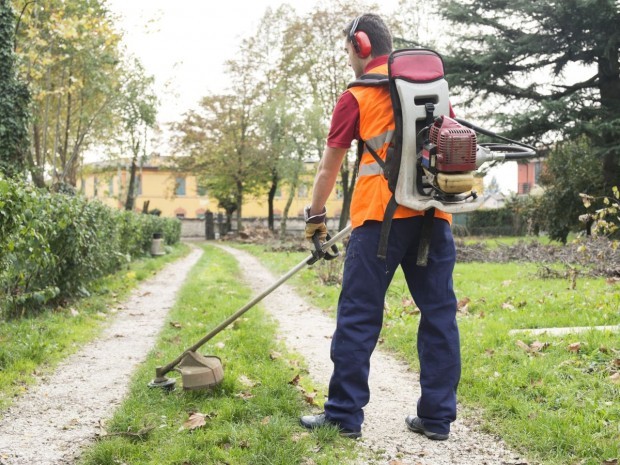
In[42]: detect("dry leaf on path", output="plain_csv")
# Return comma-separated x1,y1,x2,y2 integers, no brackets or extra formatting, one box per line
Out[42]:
568,342,581,352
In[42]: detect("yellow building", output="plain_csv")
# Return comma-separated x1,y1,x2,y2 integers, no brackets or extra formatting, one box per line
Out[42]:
79,155,344,219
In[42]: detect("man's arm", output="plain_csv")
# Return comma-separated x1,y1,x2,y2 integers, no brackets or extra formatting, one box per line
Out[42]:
309,145,349,216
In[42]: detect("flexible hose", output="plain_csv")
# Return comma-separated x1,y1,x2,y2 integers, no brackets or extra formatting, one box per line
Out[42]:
479,143,537,160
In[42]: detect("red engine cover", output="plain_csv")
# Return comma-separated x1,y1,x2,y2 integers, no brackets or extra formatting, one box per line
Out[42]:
429,117,477,172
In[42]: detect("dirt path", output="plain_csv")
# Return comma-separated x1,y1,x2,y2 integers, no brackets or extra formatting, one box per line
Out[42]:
217,245,532,465
0,247,204,465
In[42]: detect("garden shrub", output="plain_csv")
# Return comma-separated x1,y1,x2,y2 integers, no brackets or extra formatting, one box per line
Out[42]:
0,176,180,318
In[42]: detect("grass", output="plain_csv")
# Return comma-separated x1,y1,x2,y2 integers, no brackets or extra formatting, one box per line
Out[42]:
233,242,620,465
80,244,357,465
0,243,191,410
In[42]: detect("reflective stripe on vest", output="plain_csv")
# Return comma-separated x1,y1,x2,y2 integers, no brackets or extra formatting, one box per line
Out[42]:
359,162,383,177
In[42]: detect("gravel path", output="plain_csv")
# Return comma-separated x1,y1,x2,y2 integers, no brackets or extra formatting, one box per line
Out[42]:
0,247,204,465
217,244,532,465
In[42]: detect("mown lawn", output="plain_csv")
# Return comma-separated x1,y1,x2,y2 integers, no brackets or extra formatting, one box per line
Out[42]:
235,241,620,465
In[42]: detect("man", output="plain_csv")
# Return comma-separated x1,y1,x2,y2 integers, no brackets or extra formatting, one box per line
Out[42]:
300,13,460,441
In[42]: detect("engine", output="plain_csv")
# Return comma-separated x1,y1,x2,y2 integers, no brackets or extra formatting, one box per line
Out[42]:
420,116,478,195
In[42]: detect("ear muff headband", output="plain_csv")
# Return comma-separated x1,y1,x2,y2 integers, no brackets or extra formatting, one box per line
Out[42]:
349,16,371,59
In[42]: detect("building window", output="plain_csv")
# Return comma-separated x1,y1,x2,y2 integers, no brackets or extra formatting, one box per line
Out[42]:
175,177,186,196
534,162,542,184
108,177,114,196
136,175,142,196
197,185,207,196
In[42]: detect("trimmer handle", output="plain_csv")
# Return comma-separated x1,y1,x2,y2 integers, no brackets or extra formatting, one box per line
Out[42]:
309,231,340,264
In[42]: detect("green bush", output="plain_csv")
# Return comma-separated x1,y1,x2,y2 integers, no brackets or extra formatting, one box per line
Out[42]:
465,207,524,236
0,176,181,318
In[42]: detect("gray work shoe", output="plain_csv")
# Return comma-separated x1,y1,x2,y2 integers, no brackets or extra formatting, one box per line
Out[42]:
405,415,449,441
300,413,362,439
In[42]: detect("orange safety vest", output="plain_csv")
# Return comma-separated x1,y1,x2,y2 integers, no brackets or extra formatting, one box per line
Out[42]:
347,63,452,229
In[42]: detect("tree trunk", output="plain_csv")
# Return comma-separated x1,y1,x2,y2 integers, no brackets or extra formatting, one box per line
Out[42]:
598,50,620,189
280,175,298,236
267,169,278,231
235,181,243,233
29,123,45,187
124,158,137,211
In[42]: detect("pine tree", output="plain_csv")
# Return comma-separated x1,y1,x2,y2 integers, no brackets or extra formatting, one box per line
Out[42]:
438,0,620,240
0,0,30,178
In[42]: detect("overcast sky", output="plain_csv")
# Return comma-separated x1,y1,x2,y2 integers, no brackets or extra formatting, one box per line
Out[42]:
105,0,517,193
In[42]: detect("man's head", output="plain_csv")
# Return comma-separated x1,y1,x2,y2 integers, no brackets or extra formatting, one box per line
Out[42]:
343,14,392,77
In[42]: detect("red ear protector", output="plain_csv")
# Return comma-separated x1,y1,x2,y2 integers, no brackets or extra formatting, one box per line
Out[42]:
349,16,371,59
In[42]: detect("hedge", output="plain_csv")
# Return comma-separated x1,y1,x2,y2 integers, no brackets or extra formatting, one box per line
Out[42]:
0,176,180,318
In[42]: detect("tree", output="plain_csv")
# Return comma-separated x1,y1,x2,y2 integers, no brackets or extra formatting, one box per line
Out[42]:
116,59,158,211
14,0,122,187
0,0,30,178
537,137,606,242
292,1,366,230
172,93,269,234
437,0,620,240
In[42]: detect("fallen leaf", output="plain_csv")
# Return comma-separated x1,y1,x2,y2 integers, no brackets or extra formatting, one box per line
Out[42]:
304,391,318,405
568,342,581,353
269,351,282,360
612,359,620,368
457,297,470,313
70,308,79,317
530,341,550,352
289,374,301,386
169,321,182,328
215,342,225,349
516,340,531,352
238,375,259,388
609,373,620,384
235,391,254,400
183,412,207,430
601,459,618,465
261,416,271,425
502,302,515,311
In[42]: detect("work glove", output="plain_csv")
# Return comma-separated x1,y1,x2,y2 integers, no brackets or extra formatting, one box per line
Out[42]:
304,205,327,242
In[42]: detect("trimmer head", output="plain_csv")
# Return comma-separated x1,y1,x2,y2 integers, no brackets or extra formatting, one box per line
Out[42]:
177,351,224,390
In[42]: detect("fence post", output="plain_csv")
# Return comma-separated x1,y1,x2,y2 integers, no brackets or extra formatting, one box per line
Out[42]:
205,211,215,240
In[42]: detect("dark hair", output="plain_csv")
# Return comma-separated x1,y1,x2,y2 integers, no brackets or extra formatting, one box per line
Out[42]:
344,14,393,57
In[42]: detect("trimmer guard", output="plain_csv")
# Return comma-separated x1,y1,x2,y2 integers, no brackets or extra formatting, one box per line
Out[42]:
388,49,483,213
177,351,224,390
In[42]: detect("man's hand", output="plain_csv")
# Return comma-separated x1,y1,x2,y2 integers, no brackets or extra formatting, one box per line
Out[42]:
304,206,327,242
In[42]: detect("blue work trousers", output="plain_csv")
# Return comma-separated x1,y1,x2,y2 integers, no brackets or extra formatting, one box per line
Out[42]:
324,217,460,434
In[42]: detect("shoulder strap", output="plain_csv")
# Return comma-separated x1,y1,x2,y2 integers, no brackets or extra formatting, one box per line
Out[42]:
347,73,389,89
